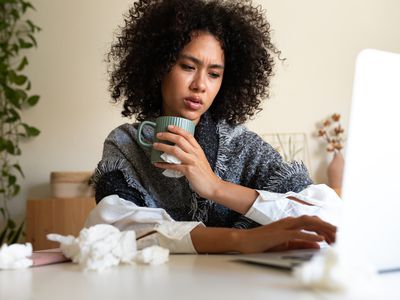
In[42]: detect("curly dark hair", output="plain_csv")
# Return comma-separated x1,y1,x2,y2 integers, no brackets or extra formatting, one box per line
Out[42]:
108,0,281,125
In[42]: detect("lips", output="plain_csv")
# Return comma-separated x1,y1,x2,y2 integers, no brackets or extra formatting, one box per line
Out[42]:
184,97,203,110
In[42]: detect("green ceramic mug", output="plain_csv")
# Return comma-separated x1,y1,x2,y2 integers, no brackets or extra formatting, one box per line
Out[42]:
137,116,196,163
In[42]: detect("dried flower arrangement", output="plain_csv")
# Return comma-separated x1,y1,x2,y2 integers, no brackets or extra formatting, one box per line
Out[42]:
317,113,345,152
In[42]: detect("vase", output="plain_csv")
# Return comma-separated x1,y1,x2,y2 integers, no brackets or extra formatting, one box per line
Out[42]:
327,151,345,193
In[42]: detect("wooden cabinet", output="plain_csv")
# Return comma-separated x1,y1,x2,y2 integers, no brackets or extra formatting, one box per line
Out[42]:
26,197,96,250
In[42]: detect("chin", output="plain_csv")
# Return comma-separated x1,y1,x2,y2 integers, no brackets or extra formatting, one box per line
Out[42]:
179,111,203,123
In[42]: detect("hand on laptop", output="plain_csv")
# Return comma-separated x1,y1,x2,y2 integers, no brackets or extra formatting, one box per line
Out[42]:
237,215,336,254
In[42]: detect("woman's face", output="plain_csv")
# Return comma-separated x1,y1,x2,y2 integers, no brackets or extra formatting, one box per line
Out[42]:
161,32,225,124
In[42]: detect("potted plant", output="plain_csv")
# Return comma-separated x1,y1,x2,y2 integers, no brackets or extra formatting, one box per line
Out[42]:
0,0,41,245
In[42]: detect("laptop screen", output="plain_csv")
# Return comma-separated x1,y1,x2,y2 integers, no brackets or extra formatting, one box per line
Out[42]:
339,49,400,272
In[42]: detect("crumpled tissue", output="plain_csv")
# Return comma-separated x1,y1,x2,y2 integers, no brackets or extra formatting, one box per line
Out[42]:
134,245,169,265
0,243,33,269
293,244,376,292
48,224,136,271
160,153,184,178
48,224,169,271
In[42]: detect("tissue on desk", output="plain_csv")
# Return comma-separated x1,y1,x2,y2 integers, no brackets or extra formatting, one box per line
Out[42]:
47,224,169,271
48,224,136,271
0,243,33,269
134,246,169,265
160,153,184,178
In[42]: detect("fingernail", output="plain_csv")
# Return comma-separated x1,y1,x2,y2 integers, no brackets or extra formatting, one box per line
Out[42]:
168,125,175,129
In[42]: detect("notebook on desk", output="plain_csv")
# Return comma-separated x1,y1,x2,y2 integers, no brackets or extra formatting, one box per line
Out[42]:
237,49,400,272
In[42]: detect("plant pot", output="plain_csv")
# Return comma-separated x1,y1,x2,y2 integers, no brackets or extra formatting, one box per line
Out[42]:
50,172,94,198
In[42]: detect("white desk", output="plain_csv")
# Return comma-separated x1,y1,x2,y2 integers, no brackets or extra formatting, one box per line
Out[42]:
1,254,399,300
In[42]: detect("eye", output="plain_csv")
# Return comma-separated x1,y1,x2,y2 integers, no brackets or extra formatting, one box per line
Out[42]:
209,72,221,79
180,64,195,71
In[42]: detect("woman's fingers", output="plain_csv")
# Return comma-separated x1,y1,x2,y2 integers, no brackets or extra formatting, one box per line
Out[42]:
279,215,337,244
261,215,335,234
269,240,320,252
286,240,321,250
152,142,194,164
166,125,199,148
295,216,336,244
289,230,325,243
156,131,193,153
153,161,185,172
284,215,336,232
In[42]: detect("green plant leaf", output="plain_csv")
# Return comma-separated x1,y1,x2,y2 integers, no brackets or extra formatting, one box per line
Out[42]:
7,218,16,230
5,115,19,123
4,86,21,108
12,163,25,177
0,61,7,73
14,74,27,85
11,9,20,21
5,140,15,154
26,19,35,32
16,89,27,101
27,33,37,47
7,70,17,82
8,71,28,87
0,226,8,245
0,21,7,31
10,220,24,244
22,2,35,13
11,43,19,55
9,108,21,120
17,56,28,71
22,123,40,137
0,137,6,151
7,228,15,242
27,95,39,106
12,184,20,196
18,38,33,49
8,175,17,186
8,96,21,108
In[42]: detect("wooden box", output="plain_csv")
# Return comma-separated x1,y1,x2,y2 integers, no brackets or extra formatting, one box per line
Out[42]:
26,197,96,250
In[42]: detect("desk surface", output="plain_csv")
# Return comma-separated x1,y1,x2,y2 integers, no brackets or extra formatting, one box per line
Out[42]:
1,254,398,300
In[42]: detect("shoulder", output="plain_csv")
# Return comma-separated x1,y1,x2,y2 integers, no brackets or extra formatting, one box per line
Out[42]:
105,123,139,144
216,121,274,151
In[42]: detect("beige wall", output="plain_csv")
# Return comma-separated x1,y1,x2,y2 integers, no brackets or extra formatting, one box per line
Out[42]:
9,0,400,221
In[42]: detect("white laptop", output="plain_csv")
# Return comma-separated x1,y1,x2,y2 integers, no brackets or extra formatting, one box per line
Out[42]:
237,49,400,273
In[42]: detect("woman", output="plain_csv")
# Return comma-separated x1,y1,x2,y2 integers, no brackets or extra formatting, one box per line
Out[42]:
88,0,340,254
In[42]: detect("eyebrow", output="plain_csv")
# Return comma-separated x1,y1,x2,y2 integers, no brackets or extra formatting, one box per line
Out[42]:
179,54,225,70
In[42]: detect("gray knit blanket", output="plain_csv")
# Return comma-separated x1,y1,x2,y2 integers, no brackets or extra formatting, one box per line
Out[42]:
92,113,312,229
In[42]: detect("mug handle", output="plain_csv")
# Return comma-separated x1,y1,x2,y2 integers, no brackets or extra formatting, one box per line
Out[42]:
137,121,156,148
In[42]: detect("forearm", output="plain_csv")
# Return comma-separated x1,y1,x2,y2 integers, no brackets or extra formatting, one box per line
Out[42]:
190,215,335,254
190,225,242,254
210,179,258,215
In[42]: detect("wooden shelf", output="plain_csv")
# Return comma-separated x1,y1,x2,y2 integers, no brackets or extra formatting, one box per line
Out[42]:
26,197,96,250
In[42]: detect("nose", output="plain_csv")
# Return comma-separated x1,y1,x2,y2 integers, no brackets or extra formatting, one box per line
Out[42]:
189,72,206,93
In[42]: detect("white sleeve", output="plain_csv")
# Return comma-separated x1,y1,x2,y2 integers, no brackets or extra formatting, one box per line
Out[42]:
244,184,343,225
85,195,203,253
